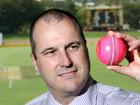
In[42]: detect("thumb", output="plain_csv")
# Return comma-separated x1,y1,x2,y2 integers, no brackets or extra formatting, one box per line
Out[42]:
107,65,133,78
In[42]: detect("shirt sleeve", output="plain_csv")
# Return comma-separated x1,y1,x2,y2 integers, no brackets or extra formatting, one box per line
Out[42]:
107,88,140,105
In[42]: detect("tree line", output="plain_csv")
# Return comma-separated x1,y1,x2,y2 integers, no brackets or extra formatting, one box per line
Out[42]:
0,0,140,34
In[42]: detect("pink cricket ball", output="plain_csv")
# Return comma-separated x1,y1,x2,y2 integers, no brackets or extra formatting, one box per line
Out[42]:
96,35,127,65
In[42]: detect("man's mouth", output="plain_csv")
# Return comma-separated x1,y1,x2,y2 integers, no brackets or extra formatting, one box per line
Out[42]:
58,69,78,79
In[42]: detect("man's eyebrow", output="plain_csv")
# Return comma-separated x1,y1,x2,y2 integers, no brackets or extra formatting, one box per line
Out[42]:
40,41,81,54
41,47,55,54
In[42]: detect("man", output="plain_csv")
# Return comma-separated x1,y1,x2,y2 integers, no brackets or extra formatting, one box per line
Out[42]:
26,9,140,105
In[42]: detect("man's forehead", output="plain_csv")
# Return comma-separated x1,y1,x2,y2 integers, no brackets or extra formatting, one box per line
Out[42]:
33,18,63,34
33,20,79,37
33,17,78,35
34,16,77,29
35,15,66,26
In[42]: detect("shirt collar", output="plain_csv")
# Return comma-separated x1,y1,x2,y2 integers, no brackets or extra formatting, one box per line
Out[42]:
47,91,61,105
70,78,97,105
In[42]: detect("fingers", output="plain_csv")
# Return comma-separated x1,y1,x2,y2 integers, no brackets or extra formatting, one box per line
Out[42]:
133,50,140,60
107,31,140,58
121,34,136,42
107,31,137,43
109,31,140,52
107,31,123,38
128,39,140,51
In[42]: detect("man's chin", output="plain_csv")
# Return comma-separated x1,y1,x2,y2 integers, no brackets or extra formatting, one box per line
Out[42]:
61,83,84,96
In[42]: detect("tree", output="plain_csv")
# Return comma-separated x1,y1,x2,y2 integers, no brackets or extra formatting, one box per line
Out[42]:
123,2,140,29
0,0,45,34
75,7,86,28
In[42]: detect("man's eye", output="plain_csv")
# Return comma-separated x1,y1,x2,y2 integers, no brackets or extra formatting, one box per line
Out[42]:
44,50,56,56
69,44,80,50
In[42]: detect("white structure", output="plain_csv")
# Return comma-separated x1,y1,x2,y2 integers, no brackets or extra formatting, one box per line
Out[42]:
0,32,3,45
85,4,124,31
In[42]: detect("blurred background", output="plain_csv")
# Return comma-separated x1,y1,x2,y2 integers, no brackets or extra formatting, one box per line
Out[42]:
0,0,140,105
0,0,140,34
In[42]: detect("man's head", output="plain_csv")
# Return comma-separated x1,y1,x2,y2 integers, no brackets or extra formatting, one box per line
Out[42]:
30,9,86,59
30,9,90,100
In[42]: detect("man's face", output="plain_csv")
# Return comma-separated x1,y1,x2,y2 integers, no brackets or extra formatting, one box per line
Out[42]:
32,18,90,95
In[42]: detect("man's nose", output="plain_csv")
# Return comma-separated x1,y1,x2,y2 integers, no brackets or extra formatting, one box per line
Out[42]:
60,51,73,67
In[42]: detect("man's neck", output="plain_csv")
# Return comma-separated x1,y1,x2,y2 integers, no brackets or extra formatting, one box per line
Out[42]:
49,76,96,105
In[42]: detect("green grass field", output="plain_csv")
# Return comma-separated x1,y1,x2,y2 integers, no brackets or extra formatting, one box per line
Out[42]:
0,31,140,105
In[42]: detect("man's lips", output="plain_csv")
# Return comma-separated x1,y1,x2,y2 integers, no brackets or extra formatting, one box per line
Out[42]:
58,70,77,79
57,66,78,76
58,69,78,77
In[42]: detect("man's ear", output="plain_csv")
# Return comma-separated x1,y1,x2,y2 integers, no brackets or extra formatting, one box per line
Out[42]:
30,53,39,72
85,40,89,54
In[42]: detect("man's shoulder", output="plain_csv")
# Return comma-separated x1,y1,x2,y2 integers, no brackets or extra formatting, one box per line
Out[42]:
96,83,120,94
96,83,140,96
25,92,48,105
95,83,140,104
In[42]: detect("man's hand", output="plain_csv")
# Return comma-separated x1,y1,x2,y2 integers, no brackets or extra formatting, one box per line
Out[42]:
107,31,140,82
